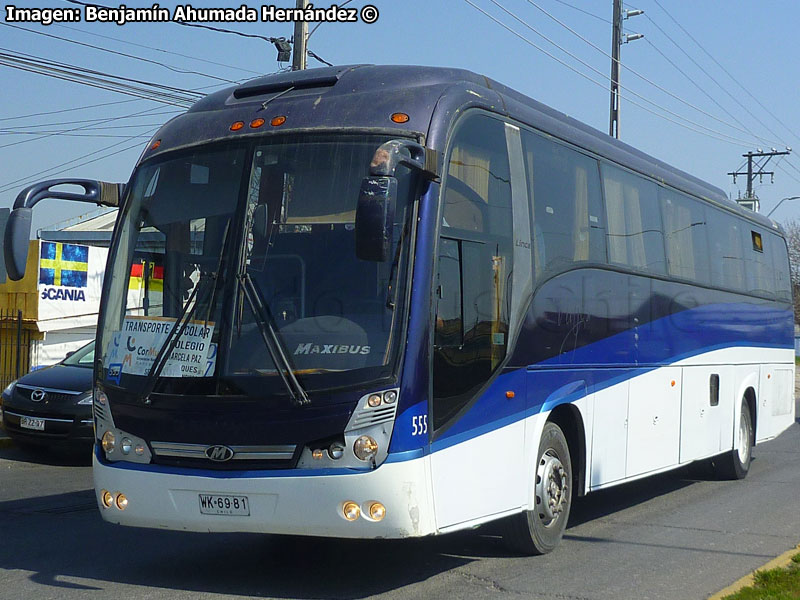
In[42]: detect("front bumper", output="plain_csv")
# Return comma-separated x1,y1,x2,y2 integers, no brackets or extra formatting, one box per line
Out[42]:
93,450,435,538
1,405,93,445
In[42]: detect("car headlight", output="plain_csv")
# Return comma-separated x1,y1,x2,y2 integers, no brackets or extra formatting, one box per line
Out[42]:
2,380,16,397
76,391,93,405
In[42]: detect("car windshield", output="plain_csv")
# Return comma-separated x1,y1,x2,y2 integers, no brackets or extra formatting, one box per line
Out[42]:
61,341,95,368
97,134,416,397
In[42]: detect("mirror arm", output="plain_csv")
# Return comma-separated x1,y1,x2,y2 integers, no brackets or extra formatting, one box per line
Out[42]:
368,140,440,181
14,179,125,210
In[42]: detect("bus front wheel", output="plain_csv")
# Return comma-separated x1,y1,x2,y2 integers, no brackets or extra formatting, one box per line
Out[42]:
502,421,572,555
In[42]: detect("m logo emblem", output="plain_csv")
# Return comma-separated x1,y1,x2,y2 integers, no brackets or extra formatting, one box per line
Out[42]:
205,445,234,462
30,389,47,402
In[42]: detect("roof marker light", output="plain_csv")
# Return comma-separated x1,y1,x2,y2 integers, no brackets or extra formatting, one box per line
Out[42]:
230,121,245,131
150,139,161,150
270,116,286,127
250,118,265,129
391,112,409,124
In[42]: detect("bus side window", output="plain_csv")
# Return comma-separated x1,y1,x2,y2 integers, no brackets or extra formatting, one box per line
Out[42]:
433,113,513,430
742,227,776,298
768,233,792,303
521,131,605,279
708,208,745,291
660,188,711,284
601,163,666,275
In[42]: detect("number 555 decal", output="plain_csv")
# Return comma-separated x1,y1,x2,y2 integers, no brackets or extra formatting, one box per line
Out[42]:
411,414,428,436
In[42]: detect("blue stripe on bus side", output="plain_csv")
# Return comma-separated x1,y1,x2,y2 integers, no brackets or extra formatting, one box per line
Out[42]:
428,302,792,453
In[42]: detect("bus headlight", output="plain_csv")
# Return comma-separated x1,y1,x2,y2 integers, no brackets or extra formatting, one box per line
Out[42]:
101,431,115,453
353,435,378,461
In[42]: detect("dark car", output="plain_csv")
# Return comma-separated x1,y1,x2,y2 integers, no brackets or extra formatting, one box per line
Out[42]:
1,341,94,448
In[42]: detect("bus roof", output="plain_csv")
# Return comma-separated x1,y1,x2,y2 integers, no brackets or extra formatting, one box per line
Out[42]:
145,64,776,230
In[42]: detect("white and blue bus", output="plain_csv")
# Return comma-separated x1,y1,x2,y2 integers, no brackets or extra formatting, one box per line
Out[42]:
4,65,794,554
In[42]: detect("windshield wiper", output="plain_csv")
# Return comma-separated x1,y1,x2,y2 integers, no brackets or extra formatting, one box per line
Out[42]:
238,272,310,407
138,271,217,404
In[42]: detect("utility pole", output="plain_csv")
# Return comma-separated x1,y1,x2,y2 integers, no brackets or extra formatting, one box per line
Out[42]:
608,2,643,139
728,148,791,212
291,0,308,71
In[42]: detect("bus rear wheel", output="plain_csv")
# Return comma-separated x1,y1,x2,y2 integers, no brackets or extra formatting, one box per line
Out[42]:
502,422,572,555
713,399,753,480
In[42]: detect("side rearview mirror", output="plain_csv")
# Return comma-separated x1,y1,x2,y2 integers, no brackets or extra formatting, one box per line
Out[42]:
3,178,125,281
355,177,397,262
4,208,32,281
355,139,439,263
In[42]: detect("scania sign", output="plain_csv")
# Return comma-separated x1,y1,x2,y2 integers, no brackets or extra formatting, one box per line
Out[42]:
40,287,86,301
205,445,235,462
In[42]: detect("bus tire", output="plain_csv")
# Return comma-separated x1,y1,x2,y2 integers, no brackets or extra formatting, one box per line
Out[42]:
714,399,753,480
502,421,572,555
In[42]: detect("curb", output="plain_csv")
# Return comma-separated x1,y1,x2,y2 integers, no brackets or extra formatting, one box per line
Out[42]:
708,543,800,599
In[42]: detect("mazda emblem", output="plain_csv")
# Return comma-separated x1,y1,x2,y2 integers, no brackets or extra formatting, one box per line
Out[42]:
30,389,46,402
205,445,234,462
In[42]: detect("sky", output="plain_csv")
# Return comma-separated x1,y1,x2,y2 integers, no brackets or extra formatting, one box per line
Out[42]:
2,0,800,234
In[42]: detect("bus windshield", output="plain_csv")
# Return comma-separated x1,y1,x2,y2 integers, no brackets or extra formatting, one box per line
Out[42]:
98,134,415,397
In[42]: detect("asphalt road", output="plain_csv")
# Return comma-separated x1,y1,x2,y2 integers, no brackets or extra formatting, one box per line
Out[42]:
0,399,798,600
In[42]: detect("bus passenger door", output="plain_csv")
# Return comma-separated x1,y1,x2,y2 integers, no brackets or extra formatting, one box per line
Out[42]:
429,114,525,530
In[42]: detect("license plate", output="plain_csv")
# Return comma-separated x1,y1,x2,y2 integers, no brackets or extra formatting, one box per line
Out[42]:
20,416,45,431
198,494,250,516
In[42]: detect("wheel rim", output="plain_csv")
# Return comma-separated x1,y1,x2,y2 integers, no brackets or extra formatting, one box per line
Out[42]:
737,409,751,464
536,449,568,527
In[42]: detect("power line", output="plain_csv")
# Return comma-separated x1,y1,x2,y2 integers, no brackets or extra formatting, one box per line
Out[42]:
651,0,800,144
0,112,179,130
0,102,169,150
641,11,790,150
0,130,155,139
63,0,286,44
53,23,263,76
0,131,157,195
550,0,609,24
521,0,781,147
0,22,239,84
0,50,200,107
1,47,202,98
0,98,141,123
468,0,761,148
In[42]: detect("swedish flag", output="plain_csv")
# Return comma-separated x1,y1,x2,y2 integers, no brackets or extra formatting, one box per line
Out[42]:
39,242,89,287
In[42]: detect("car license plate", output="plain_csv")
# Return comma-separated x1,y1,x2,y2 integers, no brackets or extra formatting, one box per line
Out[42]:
198,494,250,516
19,416,45,431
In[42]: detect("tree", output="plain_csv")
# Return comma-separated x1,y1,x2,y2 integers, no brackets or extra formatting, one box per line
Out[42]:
782,219,800,323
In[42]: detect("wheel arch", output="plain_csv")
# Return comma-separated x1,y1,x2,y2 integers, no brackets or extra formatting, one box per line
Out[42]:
743,386,757,440
547,403,587,497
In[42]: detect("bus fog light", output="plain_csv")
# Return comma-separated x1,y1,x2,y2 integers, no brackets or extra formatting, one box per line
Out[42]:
384,390,397,404
101,490,113,508
134,444,145,456
101,431,115,453
328,443,345,459
368,502,386,521
312,449,324,460
353,436,378,461
115,493,128,510
343,501,360,521
121,438,132,455
367,394,382,407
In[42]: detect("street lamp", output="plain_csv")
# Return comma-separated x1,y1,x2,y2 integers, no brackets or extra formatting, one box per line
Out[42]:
766,196,800,218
